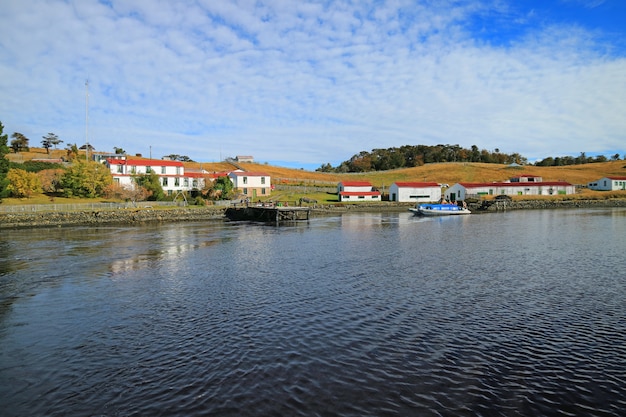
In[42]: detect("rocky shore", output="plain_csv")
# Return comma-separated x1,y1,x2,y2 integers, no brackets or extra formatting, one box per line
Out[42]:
1,198,625,229
0,207,228,229
477,198,626,211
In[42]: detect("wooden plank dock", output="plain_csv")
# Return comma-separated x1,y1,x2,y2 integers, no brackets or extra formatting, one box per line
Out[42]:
225,205,311,224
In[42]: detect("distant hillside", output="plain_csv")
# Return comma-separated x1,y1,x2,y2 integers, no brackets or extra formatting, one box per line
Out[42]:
7,148,626,188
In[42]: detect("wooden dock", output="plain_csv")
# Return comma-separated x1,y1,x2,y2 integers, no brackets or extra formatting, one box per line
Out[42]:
225,205,311,224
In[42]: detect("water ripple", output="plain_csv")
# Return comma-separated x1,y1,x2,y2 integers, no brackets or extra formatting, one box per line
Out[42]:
1,211,625,416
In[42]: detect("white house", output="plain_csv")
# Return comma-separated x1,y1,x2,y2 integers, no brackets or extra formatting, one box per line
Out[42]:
446,181,576,201
228,170,271,198
106,158,207,195
389,182,441,202
587,176,626,191
337,181,381,202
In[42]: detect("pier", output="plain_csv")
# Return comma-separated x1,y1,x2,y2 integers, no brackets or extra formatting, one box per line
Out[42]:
225,205,311,224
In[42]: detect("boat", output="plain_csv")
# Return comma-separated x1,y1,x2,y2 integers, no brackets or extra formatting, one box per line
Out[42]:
409,203,471,216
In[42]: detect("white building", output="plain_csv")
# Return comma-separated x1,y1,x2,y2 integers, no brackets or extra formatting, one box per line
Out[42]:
106,158,207,195
337,181,381,202
446,181,576,201
228,170,271,198
587,176,626,191
389,182,441,203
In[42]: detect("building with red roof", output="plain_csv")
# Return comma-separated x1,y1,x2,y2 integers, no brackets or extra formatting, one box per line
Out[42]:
106,157,210,195
337,181,381,202
587,176,626,191
446,180,575,201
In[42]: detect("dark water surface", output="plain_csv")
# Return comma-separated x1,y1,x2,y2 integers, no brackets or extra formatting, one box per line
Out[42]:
1,208,625,416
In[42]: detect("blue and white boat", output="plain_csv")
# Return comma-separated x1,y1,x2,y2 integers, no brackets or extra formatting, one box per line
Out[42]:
409,203,471,216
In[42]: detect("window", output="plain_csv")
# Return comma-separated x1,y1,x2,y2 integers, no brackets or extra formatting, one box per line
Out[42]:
117,165,123,173
176,167,181,175
161,166,166,174
261,177,265,184
184,178,189,187
262,188,266,195
162,178,168,186
114,178,120,184
192,179,198,187
175,177,180,186
243,188,248,195
243,177,248,185
146,166,152,173
130,166,136,174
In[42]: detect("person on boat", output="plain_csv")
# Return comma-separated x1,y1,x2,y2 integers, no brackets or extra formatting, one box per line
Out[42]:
439,197,448,204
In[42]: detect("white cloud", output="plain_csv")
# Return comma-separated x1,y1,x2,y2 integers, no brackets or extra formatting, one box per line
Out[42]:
0,0,624,168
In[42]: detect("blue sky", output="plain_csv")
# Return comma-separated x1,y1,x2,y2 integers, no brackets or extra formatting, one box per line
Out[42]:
1,0,625,170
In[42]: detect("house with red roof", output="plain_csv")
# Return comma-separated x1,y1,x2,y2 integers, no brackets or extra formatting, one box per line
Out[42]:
587,176,626,191
228,170,271,198
106,158,209,195
337,181,381,202
446,180,575,201
389,182,441,203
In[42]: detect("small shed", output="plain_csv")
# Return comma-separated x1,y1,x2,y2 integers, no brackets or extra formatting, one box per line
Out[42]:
337,181,381,202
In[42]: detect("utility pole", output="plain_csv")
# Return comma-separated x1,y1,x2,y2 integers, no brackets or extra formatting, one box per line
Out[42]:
85,79,89,160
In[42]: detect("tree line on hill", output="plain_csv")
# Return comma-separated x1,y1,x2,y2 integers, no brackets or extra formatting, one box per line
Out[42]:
316,144,622,173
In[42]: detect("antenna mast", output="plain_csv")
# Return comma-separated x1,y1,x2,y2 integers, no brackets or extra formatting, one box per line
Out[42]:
85,79,89,160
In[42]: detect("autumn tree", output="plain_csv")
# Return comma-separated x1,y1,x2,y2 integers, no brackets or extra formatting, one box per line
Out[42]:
60,159,112,197
37,169,65,193
104,182,150,205
6,168,41,198
41,133,63,154
10,132,30,153
132,171,165,201
65,143,79,161
0,121,10,198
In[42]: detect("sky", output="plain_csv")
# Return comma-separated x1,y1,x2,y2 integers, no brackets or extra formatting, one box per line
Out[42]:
1,0,625,170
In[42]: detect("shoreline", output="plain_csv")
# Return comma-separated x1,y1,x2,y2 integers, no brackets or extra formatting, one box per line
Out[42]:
1,199,625,229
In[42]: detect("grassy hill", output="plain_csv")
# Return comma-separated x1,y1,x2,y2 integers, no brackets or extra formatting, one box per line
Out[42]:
198,160,626,188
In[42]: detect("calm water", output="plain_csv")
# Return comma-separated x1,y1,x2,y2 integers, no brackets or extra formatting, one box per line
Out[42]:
1,208,625,416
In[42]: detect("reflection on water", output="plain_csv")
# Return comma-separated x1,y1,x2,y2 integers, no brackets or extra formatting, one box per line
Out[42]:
0,208,625,416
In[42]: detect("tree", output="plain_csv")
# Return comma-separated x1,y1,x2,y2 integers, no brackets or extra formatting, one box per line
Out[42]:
37,169,65,193
103,182,150,205
612,153,620,161
0,121,10,198
6,168,41,198
42,133,62,154
10,132,30,153
132,171,165,201
65,143,79,161
114,147,126,155
206,175,233,200
165,154,193,162
60,159,113,197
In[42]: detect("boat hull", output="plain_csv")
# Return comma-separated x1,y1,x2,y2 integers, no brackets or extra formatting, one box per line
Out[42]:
409,204,471,216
